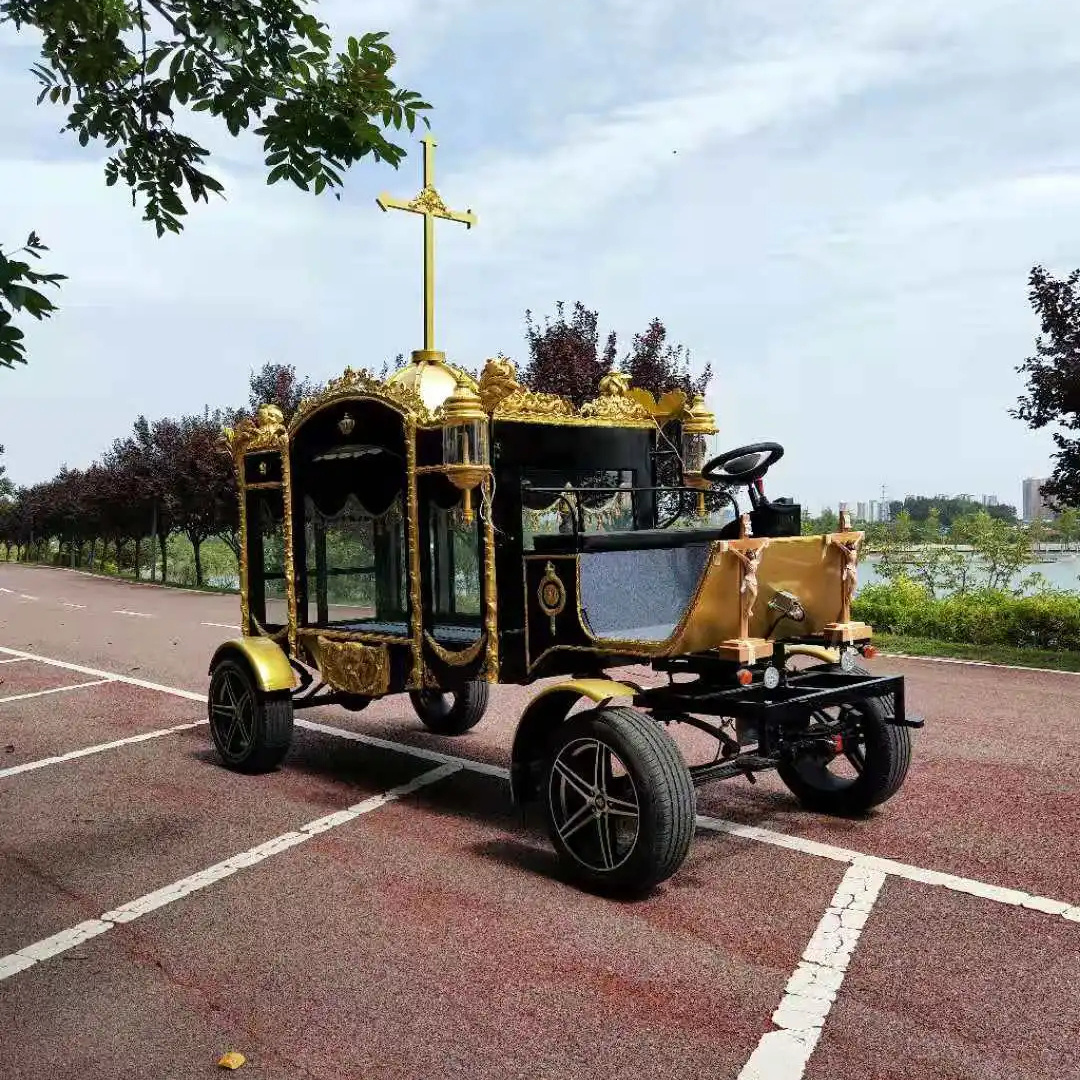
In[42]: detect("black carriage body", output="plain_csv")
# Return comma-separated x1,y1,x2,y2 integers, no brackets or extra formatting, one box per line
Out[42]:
228,361,919,743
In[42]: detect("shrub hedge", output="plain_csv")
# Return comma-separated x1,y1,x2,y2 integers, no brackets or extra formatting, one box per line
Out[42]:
853,579,1080,652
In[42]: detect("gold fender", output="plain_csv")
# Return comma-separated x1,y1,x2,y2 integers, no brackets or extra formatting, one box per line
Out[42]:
782,643,841,666
209,637,296,693
509,678,638,803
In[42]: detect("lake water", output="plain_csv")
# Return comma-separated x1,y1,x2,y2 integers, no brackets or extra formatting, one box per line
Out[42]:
857,554,1080,595
210,555,1080,597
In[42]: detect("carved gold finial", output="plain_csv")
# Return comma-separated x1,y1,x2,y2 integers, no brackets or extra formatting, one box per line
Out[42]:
839,507,852,532
739,513,752,539
580,370,651,423
478,354,522,412
597,370,631,397
224,402,288,460
376,135,476,358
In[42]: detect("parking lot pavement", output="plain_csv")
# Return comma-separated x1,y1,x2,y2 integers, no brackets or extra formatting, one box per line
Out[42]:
0,656,100,700
0,678,201,773
3,645,1080,1079
805,879,1080,1080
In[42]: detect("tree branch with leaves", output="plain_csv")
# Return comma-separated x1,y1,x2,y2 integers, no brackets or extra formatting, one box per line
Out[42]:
0,232,66,368
1,0,430,366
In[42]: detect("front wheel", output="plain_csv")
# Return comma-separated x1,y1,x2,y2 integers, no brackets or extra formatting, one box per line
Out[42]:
543,706,696,896
777,693,912,815
409,680,489,735
208,658,294,773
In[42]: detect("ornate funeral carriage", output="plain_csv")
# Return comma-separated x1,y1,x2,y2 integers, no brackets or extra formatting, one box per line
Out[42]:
207,137,922,895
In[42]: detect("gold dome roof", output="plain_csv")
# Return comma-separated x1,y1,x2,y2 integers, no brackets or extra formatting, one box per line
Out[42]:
387,349,478,413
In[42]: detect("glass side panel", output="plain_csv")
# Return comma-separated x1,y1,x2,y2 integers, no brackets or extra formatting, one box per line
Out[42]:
245,486,287,631
428,502,482,626
304,493,408,633
522,469,635,551
578,544,711,642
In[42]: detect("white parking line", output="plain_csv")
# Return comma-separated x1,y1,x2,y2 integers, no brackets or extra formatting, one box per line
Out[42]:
2,644,1079,923
61,602,86,609
880,651,1080,677
0,721,207,780
0,658,27,664
0,679,112,704
0,648,204,701
112,610,154,618
0,762,458,982
738,864,887,1079
201,622,241,630
18,594,38,601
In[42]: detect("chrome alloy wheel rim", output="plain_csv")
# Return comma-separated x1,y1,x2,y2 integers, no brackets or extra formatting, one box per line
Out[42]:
548,738,641,872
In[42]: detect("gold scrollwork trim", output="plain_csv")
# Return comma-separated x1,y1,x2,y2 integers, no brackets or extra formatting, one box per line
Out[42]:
478,355,655,428
423,631,487,667
405,417,423,687
315,636,390,696
297,627,407,646
223,403,289,463
290,366,437,433
481,475,499,682
282,448,298,656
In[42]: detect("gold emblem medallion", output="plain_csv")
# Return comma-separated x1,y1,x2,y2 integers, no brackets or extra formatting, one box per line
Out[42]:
537,562,567,632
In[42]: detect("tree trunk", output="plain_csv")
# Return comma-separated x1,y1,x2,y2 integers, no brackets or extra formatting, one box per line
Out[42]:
149,503,158,581
99,538,108,572
134,536,141,581
192,536,204,587
158,530,169,584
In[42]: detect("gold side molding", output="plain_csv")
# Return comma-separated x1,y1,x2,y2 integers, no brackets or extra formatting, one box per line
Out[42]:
423,631,486,667
311,636,391,697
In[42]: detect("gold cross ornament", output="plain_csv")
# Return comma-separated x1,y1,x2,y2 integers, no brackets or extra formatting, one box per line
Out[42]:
376,134,476,358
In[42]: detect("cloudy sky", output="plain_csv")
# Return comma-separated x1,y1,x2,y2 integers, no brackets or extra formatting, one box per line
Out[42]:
1,0,1077,513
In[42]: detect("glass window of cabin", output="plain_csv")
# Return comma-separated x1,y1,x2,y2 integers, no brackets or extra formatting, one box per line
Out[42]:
428,501,481,621
521,468,636,550
303,494,407,633
245,487,288,632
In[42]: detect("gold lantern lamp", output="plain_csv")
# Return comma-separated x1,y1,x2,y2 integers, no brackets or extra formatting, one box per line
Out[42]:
681,394,718,516
441,379,491,524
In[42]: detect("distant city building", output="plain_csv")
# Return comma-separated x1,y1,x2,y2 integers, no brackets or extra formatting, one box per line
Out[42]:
1023,478,1053,522
982,494,999,507
856,501,869,522
867,500,890,523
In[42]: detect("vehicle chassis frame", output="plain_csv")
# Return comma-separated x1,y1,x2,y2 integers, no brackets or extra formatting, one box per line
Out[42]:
632,646,924,787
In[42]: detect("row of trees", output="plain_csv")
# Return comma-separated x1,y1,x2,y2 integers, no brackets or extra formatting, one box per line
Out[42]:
0,362,314,584
0,304,712,585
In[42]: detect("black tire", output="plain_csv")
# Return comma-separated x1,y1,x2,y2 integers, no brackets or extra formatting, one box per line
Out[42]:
777,681,912,815
208,658,294,773
409,680,489,735
543,706,696,896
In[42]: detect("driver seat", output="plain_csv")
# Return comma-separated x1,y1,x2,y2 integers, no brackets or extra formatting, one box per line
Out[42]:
718,500,802,539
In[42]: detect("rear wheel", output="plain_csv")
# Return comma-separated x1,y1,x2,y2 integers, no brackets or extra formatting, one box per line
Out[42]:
208,658,294,773
409,680,489,735
543,706,696,896
777,692,911,814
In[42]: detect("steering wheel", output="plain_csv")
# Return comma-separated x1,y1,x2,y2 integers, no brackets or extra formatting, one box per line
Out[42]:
701,442,784,486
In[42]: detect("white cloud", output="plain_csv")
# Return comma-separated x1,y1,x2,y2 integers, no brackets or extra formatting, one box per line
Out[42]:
1,0,1076,513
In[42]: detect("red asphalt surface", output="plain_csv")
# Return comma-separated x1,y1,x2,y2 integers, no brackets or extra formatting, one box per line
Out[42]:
2,562,1080,1079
